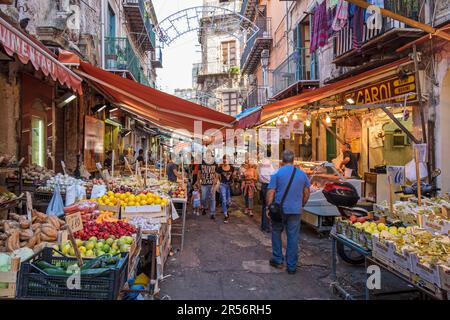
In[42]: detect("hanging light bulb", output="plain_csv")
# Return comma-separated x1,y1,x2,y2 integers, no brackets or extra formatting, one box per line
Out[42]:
325,113,331,124
283,114,289,123
305,112,311,127
292,113,298,120
276,117,282,125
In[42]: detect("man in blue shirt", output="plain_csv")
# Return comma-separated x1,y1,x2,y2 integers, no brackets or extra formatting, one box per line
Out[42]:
266,150,311,274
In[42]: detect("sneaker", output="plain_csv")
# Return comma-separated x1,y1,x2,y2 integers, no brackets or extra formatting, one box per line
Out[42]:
210,215,215,220
269,259,284,269
224,216,229,224
249,211,254,217
201,209,206,216
287,269,297,275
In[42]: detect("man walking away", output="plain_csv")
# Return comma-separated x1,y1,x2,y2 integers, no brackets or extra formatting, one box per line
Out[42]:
266,150,310,274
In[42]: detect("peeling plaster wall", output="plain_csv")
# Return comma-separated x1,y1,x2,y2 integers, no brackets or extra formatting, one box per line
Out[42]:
0,64,20,157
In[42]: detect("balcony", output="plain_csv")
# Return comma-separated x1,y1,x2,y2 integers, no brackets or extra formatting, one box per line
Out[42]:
104,37,150,86
151,47,163,68
272,48,319,99
123,0,156,52
243,86,268,109
196,62,240,84
240,0,258,24
240,16,272,75
333,0,424,66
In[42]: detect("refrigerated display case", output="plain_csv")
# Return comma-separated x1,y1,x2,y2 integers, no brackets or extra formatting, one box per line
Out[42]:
296,161,362,235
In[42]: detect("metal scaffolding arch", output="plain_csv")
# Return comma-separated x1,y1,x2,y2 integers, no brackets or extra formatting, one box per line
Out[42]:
154,6,259,47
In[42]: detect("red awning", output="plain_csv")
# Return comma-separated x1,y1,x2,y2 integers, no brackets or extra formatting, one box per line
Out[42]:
236,108,262,129
260,57,412,123
59,51,235,134
0,16,82,94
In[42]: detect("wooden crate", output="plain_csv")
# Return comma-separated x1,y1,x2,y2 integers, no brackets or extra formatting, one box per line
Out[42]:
127,232,142,278
0,257,20,299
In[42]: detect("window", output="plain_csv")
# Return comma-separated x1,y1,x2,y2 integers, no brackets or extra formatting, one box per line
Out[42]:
222,92,238,115
31,116,45,167
221,40,236,66
107,5,116,37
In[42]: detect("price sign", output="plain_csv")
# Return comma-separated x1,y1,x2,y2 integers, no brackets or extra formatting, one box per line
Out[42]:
66,212,83,233
26,192,33,229
61,161,67,175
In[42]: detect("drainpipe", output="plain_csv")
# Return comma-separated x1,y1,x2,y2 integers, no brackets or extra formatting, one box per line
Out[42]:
101,0,106,68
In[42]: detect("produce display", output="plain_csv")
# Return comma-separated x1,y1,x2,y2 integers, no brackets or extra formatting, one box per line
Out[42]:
0,191,20,205
32,252,124,274
21,165,54,183
57,234,134,258
37,174,85,193
84,178,106,196
64,201,100,224
92,191,169,207
73,220,136,241
0,212,65,252
127,216,161,233
169,185,186,199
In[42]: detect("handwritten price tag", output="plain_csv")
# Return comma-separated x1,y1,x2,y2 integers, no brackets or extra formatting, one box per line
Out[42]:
66,212,83,233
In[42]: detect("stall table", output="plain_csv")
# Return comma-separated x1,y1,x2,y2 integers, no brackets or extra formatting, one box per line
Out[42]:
171,198,187,252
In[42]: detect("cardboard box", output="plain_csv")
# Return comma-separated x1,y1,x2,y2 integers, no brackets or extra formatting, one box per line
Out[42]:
421,214,450,235
410,252,441,287
372,234,394,264
438,265,450,291
122,205,164,217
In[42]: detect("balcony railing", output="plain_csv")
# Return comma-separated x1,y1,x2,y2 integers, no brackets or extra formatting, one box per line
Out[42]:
240,16,272,73
334,0,422,58
123,0,156,50
196,61,240,82
244,86,268,108
104,37,150,86
272,48,319,97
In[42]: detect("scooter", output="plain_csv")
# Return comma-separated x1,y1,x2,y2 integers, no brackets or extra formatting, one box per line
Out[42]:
322,182,372,265
397,169,441,198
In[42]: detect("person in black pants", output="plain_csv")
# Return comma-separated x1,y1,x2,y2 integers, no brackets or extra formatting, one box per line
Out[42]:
258,157,275,233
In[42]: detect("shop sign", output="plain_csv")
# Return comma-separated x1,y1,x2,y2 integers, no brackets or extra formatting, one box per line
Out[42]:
344,75,417,105
0,17,82,93
290,120,304,134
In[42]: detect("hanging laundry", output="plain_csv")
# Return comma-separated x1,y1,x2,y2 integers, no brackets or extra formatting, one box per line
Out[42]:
331,0,349,32
327,5,337,39
365,0,384,22
327,0,339,8
310,1,328,54
349,4,365,52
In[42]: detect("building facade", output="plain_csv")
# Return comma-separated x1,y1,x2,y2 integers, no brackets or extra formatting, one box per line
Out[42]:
196,0,247,116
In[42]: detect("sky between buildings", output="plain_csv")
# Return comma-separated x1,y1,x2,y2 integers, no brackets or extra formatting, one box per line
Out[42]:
153,0,202,94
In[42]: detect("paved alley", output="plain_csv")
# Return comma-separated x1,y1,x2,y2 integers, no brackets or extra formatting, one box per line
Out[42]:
159,199,369,300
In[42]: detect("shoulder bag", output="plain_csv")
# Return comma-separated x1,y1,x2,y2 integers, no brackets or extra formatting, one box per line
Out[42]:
268,167,297,222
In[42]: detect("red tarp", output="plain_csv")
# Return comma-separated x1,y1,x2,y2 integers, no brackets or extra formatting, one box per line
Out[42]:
0,17,83,94
59,51,235,133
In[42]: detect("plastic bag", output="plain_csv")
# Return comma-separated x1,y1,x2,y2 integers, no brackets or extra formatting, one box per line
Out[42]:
91,184,107,199
77,185,87,200
405,159,428,182
46,185,65,217
65,184,77,206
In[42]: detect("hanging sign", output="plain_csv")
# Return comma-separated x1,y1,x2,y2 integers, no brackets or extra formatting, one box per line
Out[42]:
290,120,304,134
258,128,279,145
387,166,406,185
279,124,291,140
413,143,427,163
344,74,417,105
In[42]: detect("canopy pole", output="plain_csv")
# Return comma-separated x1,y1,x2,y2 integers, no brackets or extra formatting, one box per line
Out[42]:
380,107,420,144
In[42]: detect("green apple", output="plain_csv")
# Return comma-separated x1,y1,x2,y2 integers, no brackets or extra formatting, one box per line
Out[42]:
95,242,104,250
102,244,111,253
97,250,106,256
119,244,130,253
89,236,97,243
99,239,106,244
109,248,117,256
69,247,75,256
106,238,114,246
118,237,127,246
85,241,95,251
124,236,134,245
75,239,84,247
86,249,95,257
111,242,119,251
78,246,86,254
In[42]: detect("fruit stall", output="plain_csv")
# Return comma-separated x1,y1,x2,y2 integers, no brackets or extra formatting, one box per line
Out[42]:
0,169,187,300
330,195,450,300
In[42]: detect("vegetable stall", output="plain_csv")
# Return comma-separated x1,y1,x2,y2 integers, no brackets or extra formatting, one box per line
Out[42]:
0,165,187,300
